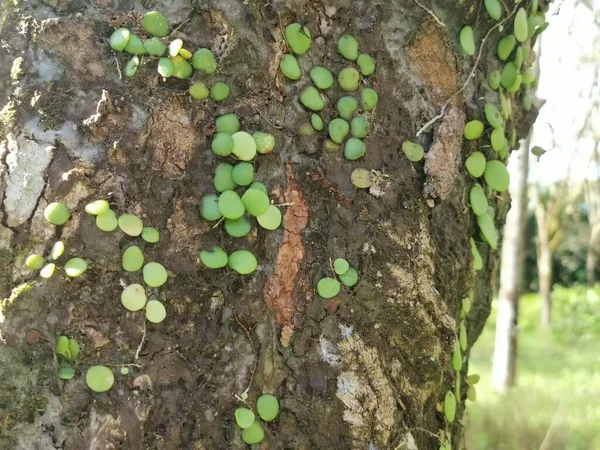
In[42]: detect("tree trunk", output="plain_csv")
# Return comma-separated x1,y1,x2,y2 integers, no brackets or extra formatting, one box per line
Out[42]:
0,1,540,449
492,136,530,393
533,184,552,327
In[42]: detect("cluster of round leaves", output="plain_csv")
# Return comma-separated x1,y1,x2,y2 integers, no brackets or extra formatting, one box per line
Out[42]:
234,394,280,445
279,25,378,161
459,2,549,265
55,335,80,380
25,203,87,279
109,11,229,102
83,200,168,324
316,258,359,299
200,115,282,274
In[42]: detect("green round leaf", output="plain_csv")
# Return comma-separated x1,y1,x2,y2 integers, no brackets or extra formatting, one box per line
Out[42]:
460,26,475,56
118,214,143,236
488,70,501,90
169,39,183,57
484,160,510,192
337,96,359,120
201,194,222,221
344,138,366,161
459,322,468,351
514,8,529,42
256,394,280,422
470,237,483,271
485,0,501,20
171,56,192,79
211,82,230,101
124,56,140,78
300,86,325,111
477,212,498,249
215,114,240,134
253,131,276,154
109,28,130,52
218,190,245,219
235,407,256,429
86,365,114,393
157,57,174,78
334,258,349,275
317,277,341,299
143,262,168,287
350,168,372,189
464,120,484,140
124,34,146,55
501,62,518,89
26,254,45,271
444,391,456,422
402,140,424,162
357,53,375,76
361,88,378,110
232,162,254,186
192,48,217,74
44,202,70,225
311,114,324,131
241,420,265,445
232,132,257,161
284,23,312,55
144,37,166,56
65,258,87,277
121,284,147,312
491,127,507,152
328,118,349,144
523,93,532,111
337,34,359,60
142,227,160,243
121,367,130,375
122,246,144,272
68,338,79,361
142,11,169,37
189,82,209,100
351,116,370,138
241,189,270,217
85,200,110,215
338,67,360,91
224,216,252,238
200,247,228,269
452,341,463,371
280,54,302,80
309,66,334,89
228,250,258,275
467,384,477,401
484,103,504,129
257,205,282,230
466,152,486,178
497,35,516,61
58,364,75,380
214,163,237,192
40,263,56,279
339,267,358,287
145,299,166,323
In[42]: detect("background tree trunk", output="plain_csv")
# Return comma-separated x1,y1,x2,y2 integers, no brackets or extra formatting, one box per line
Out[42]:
534,184,553,328
492,136,530,393
0,1,538,449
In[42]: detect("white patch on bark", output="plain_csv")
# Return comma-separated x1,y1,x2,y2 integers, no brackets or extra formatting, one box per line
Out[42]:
335,333,397,449
319,335,340,366
2,133,54,227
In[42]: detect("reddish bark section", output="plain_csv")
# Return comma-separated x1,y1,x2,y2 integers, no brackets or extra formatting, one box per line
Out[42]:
263,164,309,332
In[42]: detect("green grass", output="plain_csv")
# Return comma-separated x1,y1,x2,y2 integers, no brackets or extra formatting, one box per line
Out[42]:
465,286,600,450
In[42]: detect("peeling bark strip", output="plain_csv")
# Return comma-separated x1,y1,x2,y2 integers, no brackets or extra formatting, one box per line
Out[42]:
263,164,308,335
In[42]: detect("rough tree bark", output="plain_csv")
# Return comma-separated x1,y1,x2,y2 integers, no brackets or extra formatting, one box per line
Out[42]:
0,1,538,449
533,183,553,328
491,136,530,393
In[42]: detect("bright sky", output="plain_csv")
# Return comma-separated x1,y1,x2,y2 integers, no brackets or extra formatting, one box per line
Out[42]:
527,0,599,184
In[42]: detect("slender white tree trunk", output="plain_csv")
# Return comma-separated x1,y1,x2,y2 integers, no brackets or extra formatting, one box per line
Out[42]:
492,138,530,393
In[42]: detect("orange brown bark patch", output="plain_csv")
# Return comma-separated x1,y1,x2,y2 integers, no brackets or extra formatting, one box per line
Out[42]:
263,164,309,340
407,19,461,107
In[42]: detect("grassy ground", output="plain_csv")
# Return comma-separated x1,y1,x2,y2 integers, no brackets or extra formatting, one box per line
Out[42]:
465,286,600,450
